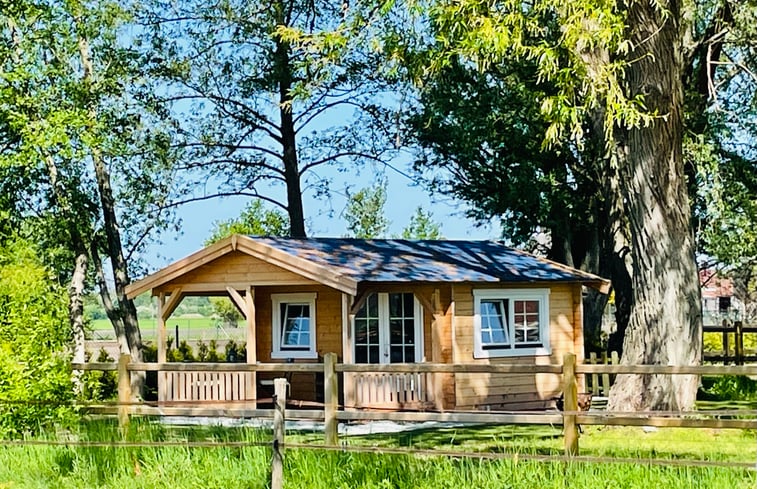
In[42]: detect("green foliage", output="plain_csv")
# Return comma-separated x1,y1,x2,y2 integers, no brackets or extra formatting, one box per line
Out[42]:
401,207,443,239
205,200,290,246
78,349,118,401
344,181,390,239
700,376,757,402
163,338,244,363
0,238,75,436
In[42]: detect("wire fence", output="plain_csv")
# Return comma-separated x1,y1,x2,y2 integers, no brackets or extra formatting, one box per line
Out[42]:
2,354,754,487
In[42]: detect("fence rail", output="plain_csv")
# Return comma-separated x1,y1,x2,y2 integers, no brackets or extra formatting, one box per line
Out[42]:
73,353,757,459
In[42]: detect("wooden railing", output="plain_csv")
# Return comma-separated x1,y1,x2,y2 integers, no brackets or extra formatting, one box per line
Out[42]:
351,372,432,409
704,321,757,365
586,351,618,397
73,354,757,457
164,371,250,402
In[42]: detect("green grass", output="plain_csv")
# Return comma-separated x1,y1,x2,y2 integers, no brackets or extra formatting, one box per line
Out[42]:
88,317,246,341
0,419,753,488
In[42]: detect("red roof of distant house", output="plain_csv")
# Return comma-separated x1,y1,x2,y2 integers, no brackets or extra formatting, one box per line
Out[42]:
700,269,734,298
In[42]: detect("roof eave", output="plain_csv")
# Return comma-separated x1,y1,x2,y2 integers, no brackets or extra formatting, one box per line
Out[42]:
126,234,358,299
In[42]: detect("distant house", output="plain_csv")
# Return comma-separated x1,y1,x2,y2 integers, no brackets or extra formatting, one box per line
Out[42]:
700,269,744,325
126,235,609,411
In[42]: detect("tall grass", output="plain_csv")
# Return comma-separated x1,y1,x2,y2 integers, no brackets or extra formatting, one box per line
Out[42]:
0,420,753,488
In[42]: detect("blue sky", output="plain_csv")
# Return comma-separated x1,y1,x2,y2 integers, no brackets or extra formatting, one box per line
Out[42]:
142,161,500,270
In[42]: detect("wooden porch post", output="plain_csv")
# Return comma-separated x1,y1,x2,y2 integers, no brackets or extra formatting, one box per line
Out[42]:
341,293,354,407
156,293,166,402
246,286,257,405
157,288,184,403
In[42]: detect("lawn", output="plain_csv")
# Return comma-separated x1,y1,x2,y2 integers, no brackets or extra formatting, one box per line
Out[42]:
0,419,753,488
88,317,246,341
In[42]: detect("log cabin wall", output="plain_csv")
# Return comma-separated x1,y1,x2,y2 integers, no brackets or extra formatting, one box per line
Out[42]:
254,284,342,403
452,283,582,410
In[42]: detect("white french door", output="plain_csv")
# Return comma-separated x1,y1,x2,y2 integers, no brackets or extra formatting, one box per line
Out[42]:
350,292,430,408
353,292,423,364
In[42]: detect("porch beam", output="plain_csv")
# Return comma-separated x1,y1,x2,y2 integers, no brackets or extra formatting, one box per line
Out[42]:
349,287,376,316
161,287,184,321
226,286,248,319
416,290,443,320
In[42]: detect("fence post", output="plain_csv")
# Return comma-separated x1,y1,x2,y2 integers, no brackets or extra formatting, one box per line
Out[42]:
589,352,598,396
735,321,744,366
271,377,287,489
563,352,579,456
722,319,730,364
117,353,132,432
324,352,339,445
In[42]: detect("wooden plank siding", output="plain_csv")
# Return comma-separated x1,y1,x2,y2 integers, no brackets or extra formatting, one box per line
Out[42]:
253,285,342,403
154,251,318,295
452,283,582,410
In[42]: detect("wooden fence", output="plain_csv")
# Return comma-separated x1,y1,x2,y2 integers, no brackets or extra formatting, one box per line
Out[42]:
585,351,619,397
704,321,757,365
74,353,757,459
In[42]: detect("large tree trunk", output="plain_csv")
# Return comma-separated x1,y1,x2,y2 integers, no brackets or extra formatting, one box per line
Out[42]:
275,0,307,238
607,0,702,411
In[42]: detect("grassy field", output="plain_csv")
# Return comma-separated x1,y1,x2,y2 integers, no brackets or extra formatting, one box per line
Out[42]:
88,317,246,341
0,420,753,488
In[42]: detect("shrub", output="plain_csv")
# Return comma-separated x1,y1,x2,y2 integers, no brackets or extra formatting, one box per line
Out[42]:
78,349,118,400
0,238,75,436
700,375,757,401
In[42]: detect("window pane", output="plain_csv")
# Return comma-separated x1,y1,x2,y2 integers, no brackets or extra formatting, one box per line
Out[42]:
391,348,403,363
404,346,414,362
282,303,310,349
404,319,415,344
513,300,540,345
480,299,508,347
404,293,414,314
367,294,378,318
389,293,402,316
355,345,367,364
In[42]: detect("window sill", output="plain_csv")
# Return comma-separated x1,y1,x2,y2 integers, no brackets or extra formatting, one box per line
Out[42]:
271,350,318,360
473,347,551,359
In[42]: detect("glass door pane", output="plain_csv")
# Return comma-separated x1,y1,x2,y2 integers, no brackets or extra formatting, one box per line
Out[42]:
354,294,380,363
388,293,416,363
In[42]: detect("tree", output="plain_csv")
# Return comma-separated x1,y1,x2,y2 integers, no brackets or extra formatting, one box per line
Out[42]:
1,0,180,390
401,207,443,240
142,0,400,238
343,181,390,239
401,0,757,410
205,200,290,245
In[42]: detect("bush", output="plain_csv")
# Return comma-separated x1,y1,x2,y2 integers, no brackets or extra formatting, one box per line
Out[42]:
78,349,118,401
700,375,757,401
0,238,75,436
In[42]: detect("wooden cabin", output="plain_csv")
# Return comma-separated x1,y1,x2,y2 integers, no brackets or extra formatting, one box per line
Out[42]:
126,235,609,411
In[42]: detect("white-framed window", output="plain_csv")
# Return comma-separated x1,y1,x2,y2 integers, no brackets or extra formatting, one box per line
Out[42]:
271,293,317,359
473,289,550,358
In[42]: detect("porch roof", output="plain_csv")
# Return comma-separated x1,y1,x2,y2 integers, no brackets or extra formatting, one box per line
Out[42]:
126,235,610,298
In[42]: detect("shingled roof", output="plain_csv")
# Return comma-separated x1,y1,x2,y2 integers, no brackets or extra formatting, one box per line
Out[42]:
253,237,608,289
126,235,610,298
